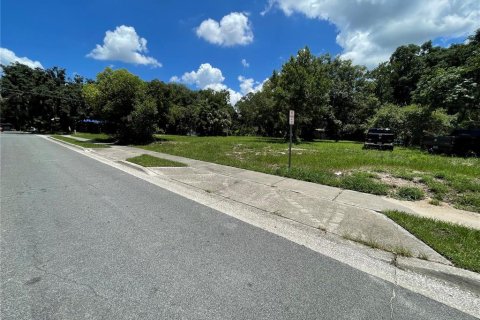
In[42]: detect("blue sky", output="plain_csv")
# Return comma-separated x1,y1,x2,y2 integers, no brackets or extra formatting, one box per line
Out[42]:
1,0,479,104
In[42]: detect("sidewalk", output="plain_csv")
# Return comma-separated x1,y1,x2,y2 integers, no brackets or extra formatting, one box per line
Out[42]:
57,137,480,253
93,144,480,228
87,144,460,265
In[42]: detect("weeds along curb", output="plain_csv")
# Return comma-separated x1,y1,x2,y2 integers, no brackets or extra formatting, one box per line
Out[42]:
49,136,89,151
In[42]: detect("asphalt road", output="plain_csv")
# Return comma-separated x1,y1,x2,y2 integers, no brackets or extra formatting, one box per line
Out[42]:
0,133,475,320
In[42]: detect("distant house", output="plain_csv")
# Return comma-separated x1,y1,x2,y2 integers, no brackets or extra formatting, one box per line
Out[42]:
76,119,105,133
0,123,14,131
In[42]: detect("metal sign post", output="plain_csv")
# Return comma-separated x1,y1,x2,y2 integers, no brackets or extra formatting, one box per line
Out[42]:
288,110,294,171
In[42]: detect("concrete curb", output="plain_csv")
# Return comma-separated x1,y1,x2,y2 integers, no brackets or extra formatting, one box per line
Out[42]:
48,136,89,151
396,256,480,295
117,160,156,176
49,137,158,177
60,134,90,142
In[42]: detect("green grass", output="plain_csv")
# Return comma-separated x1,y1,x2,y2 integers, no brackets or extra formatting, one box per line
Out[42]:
420,176,449,200
339,172,389,195
396,186,425,201
72,132,115,143
126,154,186,167
136,135,480,212
342,234,412,257
384,210,480,272
455,193,480,212
52,135,110,148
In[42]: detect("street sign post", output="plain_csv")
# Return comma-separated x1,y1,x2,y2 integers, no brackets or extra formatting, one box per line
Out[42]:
288,110,294,171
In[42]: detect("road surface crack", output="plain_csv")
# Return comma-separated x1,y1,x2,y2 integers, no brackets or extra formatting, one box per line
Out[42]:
32,263,107,300
331,190,344,202
390,255,398,320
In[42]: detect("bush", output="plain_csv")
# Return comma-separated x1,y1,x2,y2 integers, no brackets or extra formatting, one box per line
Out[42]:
366,103,404,138
368,104,455,146
396,186,425,201
118,96,158,143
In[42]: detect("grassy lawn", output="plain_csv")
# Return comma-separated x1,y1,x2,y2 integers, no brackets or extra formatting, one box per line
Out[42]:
138,135,480,212
52,135,110,148
126,154,186,167
72,132,115,143
384,210,480,273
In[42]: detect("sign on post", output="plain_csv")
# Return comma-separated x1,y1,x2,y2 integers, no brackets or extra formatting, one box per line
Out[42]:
288,110,294,171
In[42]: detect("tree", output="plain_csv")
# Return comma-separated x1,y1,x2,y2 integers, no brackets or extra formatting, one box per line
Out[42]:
0,63,86,132
167,105,196,135
82,82,102,116
146,79,170,132
368,104,455,146
127,96,158,143
236,84,279,136
413,67,466,112
389,44,423,105
58,74,88,131
369,62,394,104
0,63,38,130
193,89,232,136
161,83,198,134
194,89,232,136
85,67,145,139
327,58,379,139
273,48,331,140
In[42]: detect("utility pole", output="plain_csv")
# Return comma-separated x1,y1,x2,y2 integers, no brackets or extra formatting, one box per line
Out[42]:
288,110,294,172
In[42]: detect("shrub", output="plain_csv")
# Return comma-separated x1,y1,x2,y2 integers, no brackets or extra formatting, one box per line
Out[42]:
117,96,158,144
368,104,455,146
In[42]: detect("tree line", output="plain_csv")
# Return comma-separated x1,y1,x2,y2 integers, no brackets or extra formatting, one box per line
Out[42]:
1,30,478,144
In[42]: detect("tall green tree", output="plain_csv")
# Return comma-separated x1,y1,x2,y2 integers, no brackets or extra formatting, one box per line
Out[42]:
236,82,278,136
1,63,86,131
146,79,170,131
83,67,147,140
389,44,423,105
194,89,232,136
369,62,394,104
0,63,38,129
274,48,331,140
327,58,379,138
162,83,198,134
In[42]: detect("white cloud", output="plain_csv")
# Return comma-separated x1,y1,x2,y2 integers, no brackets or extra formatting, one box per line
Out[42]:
227,89,243,106
169,75,180,83
179,63,225,89
87,25,161,67
0,48,43,69
196,12,254,46
267,0,480,68
170,63,266,106
172,63,236,104
241,58,250,68
238,76,267,95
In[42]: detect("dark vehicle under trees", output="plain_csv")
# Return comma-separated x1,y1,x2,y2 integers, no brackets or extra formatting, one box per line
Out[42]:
422,129,480,157
363,128,395,150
